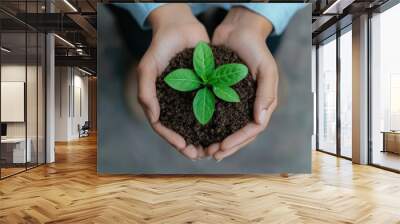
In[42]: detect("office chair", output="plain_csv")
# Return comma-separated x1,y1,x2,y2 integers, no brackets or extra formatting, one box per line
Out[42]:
78,121,90,138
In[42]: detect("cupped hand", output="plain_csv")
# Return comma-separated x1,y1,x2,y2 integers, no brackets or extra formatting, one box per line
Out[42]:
137,4,209,160
207,7,279,161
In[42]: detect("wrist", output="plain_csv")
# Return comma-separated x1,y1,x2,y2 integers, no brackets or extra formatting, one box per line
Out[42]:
223,6,273,38
148,4,195,31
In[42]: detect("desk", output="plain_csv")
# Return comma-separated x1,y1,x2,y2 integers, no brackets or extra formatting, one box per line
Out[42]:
382,131,400,154
1,138,31,163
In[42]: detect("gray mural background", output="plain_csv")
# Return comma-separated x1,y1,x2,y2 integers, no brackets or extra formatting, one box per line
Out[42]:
98,4,313,174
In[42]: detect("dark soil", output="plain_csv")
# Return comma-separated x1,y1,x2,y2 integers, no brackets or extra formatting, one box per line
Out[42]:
156,46,256,147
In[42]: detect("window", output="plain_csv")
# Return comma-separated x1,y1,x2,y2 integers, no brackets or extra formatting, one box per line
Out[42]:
317,36,337,154
339,28,352,158
370,3,400,171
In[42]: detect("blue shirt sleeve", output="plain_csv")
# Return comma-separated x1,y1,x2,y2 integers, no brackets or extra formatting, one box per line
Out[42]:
113,3,165,28
233,3,305,35
114,3,304,35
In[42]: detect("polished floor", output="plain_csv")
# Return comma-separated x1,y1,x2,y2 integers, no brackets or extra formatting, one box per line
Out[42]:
0,135,400,223
372,150,400,171
1,163,43,178
1,167,25,178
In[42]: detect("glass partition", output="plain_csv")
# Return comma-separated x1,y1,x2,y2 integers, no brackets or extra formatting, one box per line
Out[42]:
339,28,352,158
1,30,28,177
317,36,337,154
370,3,400,171
0,1,46,179
27,30,38,169
38,32,45,165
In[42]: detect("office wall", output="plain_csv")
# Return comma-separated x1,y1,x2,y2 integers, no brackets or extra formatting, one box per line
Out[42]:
55,67,89,141
72,72,89,138
88,77,97,131
1,64,41,139
1,63,45,168
55,67,69,141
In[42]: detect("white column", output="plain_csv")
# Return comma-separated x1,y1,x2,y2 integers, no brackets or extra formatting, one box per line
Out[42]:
45,1,56,163
352,14,369,164
46,33,55,163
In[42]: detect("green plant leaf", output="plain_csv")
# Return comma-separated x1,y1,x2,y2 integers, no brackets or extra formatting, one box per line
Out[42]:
212,86,240,103
209,63,248,86
164,68,202,92
193,87,215,125
193,41,215,82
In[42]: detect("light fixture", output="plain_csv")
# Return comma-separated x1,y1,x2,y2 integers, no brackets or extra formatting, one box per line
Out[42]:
63,0,78,12
54,34,75,48
76,48,86,56
1,47,11,53
78,67,93,76
322,0,354,15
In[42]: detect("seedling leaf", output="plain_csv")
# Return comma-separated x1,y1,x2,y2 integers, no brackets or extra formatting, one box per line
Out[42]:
163,42,249,125
193,41,215,82
212,86,240,102
164,68,202,91
209,63,248,86
193,87,215,125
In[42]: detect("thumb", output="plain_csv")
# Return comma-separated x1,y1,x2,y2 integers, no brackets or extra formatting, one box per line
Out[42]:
254,62,278,125
211,24,233,46
137,51,160,124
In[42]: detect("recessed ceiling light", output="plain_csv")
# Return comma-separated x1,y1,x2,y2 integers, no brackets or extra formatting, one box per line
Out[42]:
78,67,93,76
322,0,353,15
54,34,75,48
1,47,11,53
63,0,78,12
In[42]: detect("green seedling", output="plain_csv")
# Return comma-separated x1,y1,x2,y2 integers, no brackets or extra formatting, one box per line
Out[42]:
164,42,248,125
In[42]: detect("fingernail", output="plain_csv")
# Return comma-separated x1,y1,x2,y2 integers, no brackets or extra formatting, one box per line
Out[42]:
187,145,198,160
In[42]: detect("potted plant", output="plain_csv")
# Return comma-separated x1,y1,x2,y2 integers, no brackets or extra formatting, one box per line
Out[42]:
156,42,256,147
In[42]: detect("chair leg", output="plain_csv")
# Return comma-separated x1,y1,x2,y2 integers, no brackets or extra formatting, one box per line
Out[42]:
280,173,289,178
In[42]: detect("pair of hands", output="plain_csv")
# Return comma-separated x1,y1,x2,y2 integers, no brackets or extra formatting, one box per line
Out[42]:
137,4,279,161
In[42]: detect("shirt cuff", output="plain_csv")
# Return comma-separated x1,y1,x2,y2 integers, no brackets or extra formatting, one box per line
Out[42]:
232,3,305,35
113,3,165,29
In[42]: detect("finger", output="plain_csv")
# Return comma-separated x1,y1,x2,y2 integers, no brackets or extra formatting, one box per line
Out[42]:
195,145,206,159
137,52,160,123
220,108,273,152
214,136,256,161
152,122,186,151
220,123,262,151
211,24,232,46
184,25,210,48
254,61,278,125
180,144,198,160
205,143,220,156
137,24,210,123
